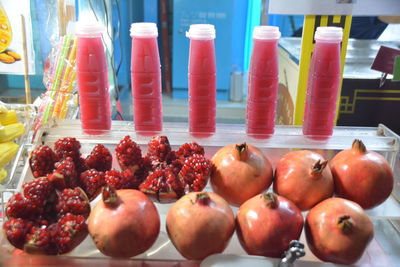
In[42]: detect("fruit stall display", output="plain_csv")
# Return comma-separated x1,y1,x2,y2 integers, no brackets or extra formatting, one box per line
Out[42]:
0,119,399,266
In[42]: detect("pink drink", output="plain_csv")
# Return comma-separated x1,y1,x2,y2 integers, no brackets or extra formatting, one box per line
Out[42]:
246,26,281,138
186,24,216,137
76,22,111,133
303,27,343,139
130,23,163,135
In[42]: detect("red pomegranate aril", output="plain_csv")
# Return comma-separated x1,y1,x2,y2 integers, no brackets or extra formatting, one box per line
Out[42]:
24,226,58,255
115,135,143,172
54,137,81,162
55,188,90,218
140,169,185,203
23,177,54,204
85,144,112,172
55,213,88,255
146,136,172,162
105,169,142,190
79,169,106,201
3,218,35,249
29,145,58,178
6,193,44,219
179,154,212,192
50,157,79,189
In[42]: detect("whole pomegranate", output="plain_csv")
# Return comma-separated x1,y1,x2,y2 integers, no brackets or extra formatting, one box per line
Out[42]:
211,143,273,206
166,192,235,260
330,139,394,209
305,197,374,265
236,192,303,258
274,150,334,210
88,186,160,258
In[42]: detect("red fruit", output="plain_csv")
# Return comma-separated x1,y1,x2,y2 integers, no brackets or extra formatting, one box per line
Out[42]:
79,169,106,201
86,144,112,172
105,169,142,190
330,139,394,209
23,177,54,204
166,192,235,260
55,188,90,218
176,142,205,159
115,135,142,171
75,157,89,176
54,137,81,161
55,213,88,254
305,197,374,264
24,225,58,255
29,145,58,178
274,150,334,210
211,143,273,206
6,193,43,219
48,157,79,189
146,136,172,162
178,154,212,192
3,218,35,249
165,159,183,176
236,192,304,258
139,169,185,203
88,186,160,258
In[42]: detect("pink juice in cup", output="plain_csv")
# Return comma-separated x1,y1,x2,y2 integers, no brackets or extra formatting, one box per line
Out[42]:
246,26,281,138
130,22,163,135
76,21,111,134
303,27,343,139
186,24,216,137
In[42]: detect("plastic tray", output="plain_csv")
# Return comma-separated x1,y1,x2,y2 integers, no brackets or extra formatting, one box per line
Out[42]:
0,120,399,266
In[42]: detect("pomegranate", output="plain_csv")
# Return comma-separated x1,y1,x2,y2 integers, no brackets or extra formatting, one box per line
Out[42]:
274,150,334,210
166,192,235,260
330,139,394,209
305,197,374,265
88,186,160,258
236,192,303,258
211,143,273,206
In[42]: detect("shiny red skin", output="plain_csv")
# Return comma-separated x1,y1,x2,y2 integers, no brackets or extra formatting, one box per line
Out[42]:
330,146,394,209
211,143,273,206
236,193,304,258
274,150,334,210
305,198,374,265
166,192,235,260
88,189,160,258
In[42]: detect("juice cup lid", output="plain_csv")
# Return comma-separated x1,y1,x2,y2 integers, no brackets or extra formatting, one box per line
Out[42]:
186,24,216,40
252,26,281,40
315,27,343,41
130,22,158,37
75,21,104,37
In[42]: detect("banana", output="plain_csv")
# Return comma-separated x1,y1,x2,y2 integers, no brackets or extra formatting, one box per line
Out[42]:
0,110,18,125
0,168,7,183
0,122,25,142
0,141,19,168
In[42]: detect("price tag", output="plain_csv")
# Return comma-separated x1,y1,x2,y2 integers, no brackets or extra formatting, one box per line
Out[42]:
371,46,400,74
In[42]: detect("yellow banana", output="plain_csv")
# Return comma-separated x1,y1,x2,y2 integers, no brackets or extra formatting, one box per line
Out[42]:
0,110,18,125
0,168,7,183
0,122,25,142
0,141,19,168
